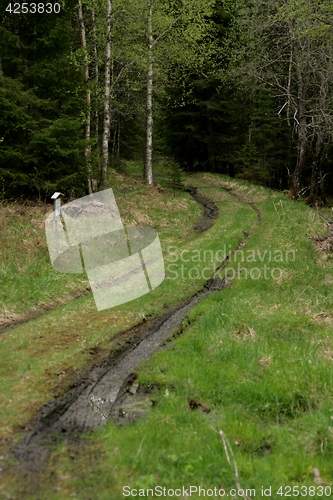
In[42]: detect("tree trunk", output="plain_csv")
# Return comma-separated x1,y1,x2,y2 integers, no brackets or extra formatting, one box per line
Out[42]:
92,1,99,161
291,111,307,198
117,118,120,169
145,0,154,185
290,45,309,199
310,136,324,201
78,0,92,194
100,0,112,190
309,50,330,203
143,1,186,185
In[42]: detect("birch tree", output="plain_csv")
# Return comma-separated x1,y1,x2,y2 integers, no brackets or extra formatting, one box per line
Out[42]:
78,0,92,193
99,0,112,189
85,0,144,188
92,1,100,163
145,0,185,185
144,0,215,185
145,0,154,185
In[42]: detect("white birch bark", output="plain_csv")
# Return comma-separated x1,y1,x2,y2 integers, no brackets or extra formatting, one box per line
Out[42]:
92,1,99,155
78,0,92,194
145,1,187,185
145,0,154,185
100,0,112,189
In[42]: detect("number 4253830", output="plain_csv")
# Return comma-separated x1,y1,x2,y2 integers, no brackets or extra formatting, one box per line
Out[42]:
6,3,61,14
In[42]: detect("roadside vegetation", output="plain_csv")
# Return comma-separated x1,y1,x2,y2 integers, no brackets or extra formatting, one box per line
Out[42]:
1,169,333,498
0,165,255,495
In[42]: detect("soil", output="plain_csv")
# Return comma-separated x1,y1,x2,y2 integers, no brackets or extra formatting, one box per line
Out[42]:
186,186,218,231
8,184,262,476
11,292,209,472
0,185,216,333
308,213,333,254
309,233,333,254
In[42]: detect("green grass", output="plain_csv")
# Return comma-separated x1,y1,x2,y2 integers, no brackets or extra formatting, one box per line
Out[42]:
1,170,333,499
0,202,86,315
0,167,254,472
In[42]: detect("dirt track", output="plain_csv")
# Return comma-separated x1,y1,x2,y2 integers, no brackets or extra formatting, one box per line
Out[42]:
10,184,261,474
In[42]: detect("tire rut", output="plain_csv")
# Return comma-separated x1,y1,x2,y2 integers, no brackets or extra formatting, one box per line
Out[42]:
9,183,262,474
0,289,91,334
0,186,217,334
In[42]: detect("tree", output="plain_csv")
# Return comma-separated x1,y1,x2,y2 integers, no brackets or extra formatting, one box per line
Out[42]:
143,0,216,185
230,0,333,198
161,1,246,177
0,3,87,198
78,0,93,193
100,0,112,190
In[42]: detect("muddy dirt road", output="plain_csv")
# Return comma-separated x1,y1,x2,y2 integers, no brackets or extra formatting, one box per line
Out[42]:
10,184,261,474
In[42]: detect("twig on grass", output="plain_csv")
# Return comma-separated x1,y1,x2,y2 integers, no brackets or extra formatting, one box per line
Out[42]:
319,212,333,231
212,427,252,500
135,434,146,459
294,285,326,303
319,212,333,224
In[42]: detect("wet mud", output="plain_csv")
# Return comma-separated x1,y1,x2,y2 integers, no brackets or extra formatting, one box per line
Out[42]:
9,187,219,472
12,292,210,472
10,185,261,474
186,186,218,231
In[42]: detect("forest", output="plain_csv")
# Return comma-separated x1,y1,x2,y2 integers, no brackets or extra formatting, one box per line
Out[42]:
2,1,333,496
1,0,333,202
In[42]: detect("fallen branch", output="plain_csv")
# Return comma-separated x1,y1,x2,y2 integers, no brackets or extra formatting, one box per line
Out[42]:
319,212,333,226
